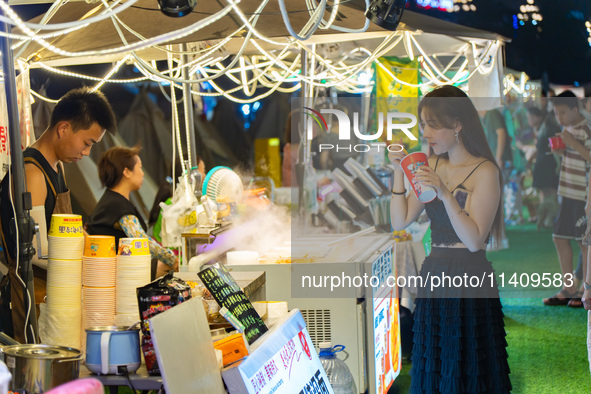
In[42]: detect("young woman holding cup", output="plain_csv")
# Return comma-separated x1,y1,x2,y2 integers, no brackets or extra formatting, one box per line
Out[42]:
388,86,510,393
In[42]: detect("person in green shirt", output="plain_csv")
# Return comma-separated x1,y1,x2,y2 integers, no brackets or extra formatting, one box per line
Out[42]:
479,108,513,170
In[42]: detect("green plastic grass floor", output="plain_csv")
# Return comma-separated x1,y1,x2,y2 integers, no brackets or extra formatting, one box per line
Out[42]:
391,223,591,393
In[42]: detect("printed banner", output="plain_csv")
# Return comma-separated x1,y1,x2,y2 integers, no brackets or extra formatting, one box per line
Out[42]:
16,62,35,148
373,57,421,152
0,80,10,178
371,246,401,392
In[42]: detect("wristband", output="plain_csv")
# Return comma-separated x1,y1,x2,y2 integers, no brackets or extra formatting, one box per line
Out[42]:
391,189,406,196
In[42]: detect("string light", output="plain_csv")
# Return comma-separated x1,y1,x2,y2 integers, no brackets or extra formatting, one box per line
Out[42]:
516,0,543,27
0,0,233,58
90,55,131,91
503,72,534,96
37,62,149,83
452,0,477,13
30,89,59,104
31,34,499,100
0,0,503,104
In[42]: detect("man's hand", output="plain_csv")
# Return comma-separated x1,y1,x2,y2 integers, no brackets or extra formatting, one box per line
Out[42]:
560,130,576,147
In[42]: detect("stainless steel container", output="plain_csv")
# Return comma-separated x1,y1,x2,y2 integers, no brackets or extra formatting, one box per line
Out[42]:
1,344,81,393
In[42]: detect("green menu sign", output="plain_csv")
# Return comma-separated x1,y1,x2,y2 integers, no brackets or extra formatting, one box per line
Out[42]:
198,263,268,344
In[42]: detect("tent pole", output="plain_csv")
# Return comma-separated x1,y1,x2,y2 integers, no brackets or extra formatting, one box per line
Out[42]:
297,45,319,225
296,47,309,211
0,10,38,343
181,44,197,170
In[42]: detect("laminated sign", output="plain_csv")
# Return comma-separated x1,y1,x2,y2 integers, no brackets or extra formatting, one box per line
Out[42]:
222,310,334,394
198,263,268,344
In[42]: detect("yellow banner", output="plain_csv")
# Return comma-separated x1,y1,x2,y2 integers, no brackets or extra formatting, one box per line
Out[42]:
373,57,421,152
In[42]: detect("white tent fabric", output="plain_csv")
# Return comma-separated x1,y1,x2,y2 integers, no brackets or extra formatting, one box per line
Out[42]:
17,2,507,67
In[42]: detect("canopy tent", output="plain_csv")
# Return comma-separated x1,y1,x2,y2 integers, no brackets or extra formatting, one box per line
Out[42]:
7,1,508,108
15,1,508,67
5,0,509,215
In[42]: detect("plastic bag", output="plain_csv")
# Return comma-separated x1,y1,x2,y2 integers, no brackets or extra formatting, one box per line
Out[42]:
160,174,198,247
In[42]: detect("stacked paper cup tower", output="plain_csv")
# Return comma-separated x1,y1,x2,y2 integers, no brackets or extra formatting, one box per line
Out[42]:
115,238,151,326
82,235,116,344
45,214,84,349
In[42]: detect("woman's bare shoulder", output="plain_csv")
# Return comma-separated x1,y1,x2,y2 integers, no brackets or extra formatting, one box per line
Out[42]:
472,160,501,186
476,160,500,175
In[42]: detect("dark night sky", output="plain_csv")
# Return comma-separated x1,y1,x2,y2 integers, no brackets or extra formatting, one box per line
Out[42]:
406,0,591,86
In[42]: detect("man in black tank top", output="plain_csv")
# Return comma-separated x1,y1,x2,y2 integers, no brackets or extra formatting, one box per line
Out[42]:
0,87,116,342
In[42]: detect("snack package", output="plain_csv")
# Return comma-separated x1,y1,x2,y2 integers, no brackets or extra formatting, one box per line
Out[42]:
137,272,192,375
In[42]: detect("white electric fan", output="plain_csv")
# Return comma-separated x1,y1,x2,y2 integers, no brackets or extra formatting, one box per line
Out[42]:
201,166,244,202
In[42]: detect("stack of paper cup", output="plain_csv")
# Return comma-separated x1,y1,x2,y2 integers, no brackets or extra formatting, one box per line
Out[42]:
45,214,84,350
82,235,116,332
266,301,289,328
115,238,151,326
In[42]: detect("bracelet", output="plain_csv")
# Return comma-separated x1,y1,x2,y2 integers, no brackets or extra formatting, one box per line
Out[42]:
584,281,591,290
391,189,407,196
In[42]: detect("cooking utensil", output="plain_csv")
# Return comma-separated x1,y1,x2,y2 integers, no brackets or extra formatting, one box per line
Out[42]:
1,344,81,393
85,326,141,375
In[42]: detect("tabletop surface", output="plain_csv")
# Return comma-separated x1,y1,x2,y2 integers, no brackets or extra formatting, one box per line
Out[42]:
79,365,163,390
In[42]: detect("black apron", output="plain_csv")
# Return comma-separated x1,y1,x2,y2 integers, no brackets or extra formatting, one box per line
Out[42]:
5,158,71,343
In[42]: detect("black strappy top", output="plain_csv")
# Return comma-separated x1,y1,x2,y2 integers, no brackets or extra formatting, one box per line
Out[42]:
424,157,490,246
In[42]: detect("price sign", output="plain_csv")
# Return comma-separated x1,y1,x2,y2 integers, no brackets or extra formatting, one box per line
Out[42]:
198,263,268,344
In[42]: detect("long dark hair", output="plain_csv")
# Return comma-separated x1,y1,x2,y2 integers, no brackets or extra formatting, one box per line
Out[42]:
418,85,503,248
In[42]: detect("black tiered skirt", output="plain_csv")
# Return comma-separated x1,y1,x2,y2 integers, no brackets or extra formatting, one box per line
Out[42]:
410,247,511,393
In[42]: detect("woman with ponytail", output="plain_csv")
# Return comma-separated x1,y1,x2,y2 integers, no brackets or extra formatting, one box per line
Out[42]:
86,146,178,278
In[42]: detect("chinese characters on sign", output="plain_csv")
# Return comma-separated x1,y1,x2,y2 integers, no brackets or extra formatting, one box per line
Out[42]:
198,264,268,344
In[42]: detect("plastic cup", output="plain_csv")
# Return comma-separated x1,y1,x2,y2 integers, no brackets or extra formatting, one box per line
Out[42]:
84,235,116,257
400,152,437,203
48,214,83,237
118,238,150,256
548,136,566,151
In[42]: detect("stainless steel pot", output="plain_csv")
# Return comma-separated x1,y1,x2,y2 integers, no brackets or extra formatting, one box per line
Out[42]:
1,344,81,393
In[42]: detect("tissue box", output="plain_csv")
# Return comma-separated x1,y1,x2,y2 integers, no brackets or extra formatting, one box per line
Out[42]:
222,309,333,394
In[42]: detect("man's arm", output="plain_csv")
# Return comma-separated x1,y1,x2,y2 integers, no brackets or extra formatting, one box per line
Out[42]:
560,130,591,162
495,127,507,166
25,164,49,269
25,164,48,207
